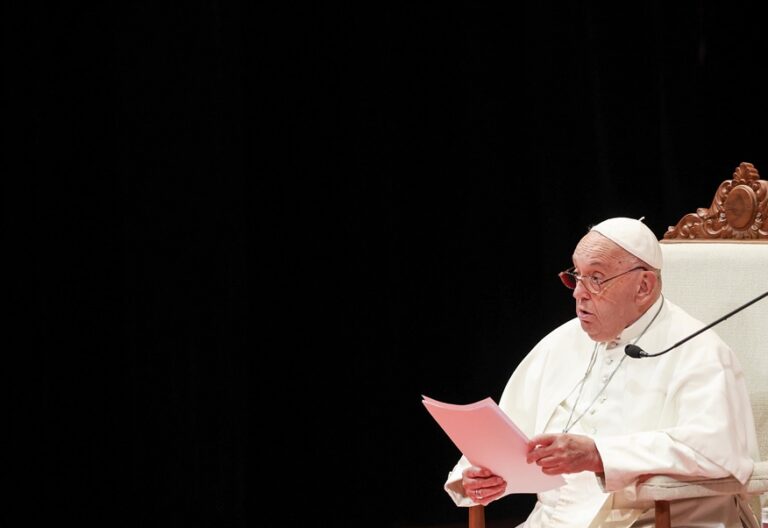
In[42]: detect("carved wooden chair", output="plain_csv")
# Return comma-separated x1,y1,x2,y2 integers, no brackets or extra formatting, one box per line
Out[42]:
468,162,768,528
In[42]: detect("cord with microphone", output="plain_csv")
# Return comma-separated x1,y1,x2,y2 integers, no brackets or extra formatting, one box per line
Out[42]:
625,290,768,359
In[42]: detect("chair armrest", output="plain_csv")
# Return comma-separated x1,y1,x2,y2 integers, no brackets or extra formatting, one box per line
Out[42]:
634,461,768,502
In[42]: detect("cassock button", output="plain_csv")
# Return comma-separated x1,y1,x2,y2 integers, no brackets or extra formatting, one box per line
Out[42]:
592,428,597,434
606,357,614,365
589,408,596,415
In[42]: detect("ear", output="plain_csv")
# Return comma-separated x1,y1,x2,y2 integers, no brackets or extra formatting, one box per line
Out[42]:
636,270,658,303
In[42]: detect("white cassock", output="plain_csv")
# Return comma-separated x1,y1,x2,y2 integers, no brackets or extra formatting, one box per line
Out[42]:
444,296,760,527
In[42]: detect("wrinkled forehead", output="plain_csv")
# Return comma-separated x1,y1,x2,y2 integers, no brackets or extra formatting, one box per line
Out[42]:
573,231,635,267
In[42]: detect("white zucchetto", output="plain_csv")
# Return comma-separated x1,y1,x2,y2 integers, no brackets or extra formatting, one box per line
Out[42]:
590,217,663,270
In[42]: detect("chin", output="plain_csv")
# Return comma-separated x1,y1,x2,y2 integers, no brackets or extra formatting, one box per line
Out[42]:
580,323,604,342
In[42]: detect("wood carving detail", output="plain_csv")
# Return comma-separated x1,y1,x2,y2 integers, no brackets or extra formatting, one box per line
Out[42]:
663,162,768,240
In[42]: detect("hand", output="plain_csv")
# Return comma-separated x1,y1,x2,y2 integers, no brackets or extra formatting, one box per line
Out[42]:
461,466,506,505
526,433,604,475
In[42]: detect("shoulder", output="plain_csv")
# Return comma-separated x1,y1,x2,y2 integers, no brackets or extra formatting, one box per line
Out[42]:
656,297,736,363
660,298,729,345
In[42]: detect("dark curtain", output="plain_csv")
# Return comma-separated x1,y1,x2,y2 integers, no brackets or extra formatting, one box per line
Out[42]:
12,1,766,527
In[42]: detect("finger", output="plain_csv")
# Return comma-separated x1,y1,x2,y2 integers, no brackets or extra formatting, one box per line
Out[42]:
540,463,566,475
464,466,492,478
537,456,562,470
473,476,506,489
472,483,506,504
527,434,557,450
526,444,553,464
486,483,507,496
469,488,485,502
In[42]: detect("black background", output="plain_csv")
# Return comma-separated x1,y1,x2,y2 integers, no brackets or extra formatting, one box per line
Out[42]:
10,2,767,527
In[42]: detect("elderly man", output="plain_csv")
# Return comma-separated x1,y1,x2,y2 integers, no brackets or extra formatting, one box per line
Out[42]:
444,217,760,527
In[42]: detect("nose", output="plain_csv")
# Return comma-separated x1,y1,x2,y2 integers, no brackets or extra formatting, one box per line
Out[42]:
572,278,591,301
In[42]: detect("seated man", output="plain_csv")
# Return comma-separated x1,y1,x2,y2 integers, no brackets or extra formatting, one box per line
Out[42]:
444,217,760,527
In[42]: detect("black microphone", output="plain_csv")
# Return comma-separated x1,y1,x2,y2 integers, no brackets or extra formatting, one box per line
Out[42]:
625,290,768,359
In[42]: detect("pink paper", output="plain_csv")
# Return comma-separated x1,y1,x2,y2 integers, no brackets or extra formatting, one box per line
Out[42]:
423,395,565,494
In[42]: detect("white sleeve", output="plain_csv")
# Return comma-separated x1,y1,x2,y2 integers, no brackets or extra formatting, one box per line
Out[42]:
443,455,477,507
595,431,732,491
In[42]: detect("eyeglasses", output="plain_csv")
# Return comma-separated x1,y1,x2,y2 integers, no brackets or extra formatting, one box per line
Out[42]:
558,266,647,295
